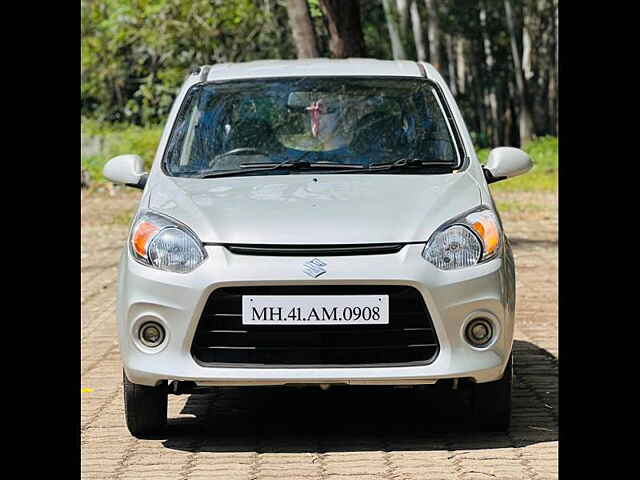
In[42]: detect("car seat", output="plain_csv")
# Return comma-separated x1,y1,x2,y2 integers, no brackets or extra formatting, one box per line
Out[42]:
223,117,284,154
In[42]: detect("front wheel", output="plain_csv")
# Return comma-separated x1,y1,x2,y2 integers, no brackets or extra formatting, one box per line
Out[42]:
472,354,512,432
123,370,167,438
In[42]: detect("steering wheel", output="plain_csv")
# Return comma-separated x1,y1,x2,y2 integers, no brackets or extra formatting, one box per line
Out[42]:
209,147,270,168
216,147,269,158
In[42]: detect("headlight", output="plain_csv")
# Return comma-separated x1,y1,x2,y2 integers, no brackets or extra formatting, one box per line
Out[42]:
422,208,502,270
129,211,206,273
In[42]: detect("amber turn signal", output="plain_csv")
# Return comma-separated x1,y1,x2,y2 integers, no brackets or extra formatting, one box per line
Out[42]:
471,214,500,256
132,221,160,257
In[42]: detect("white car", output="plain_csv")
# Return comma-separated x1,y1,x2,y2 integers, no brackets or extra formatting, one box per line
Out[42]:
103,59,532,438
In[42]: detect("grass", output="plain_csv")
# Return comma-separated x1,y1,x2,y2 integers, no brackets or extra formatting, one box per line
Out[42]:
476,136,558,192
81,119,163,184
82,119,557,193
495,199,546,214
110,205,138,226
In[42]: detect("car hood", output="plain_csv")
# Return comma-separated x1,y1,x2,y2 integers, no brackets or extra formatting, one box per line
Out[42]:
147,173,482,245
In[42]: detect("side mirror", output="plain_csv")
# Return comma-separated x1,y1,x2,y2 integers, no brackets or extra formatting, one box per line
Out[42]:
483,147,533,184
103,154,148,189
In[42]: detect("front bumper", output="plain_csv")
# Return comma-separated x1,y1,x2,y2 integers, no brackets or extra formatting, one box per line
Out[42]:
117,243,515,387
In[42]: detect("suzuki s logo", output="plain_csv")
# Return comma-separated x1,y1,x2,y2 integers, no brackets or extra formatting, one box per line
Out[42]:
303,258,327,278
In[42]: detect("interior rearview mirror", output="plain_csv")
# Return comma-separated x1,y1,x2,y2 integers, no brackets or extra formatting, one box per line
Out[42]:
103,154,148,189
483,147,533,184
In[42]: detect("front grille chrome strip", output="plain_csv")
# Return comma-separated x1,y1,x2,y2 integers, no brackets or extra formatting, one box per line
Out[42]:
216,243,415,256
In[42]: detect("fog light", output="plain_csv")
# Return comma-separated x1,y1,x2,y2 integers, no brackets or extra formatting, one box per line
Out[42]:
139,322,165,348
465,318,493,347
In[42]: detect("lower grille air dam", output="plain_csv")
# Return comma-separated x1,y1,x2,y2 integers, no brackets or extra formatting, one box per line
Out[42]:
191,285,439,367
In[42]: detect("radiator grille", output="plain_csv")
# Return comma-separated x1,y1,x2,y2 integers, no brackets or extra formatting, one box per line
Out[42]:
191,285,439,367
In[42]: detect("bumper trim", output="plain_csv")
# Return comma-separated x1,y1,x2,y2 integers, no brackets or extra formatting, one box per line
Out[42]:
194,378,439,387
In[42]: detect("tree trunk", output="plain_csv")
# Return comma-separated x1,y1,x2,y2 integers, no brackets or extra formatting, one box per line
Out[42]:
395,0,412,54
381,0,407,59
318,0,366,58
396,0,411,36
549,0,557,136
479,3,499,145
410,0,426,61
445,33,456,95
495,86,504,145
286,0,319,58
505,80,517,145
534,0,548,134
470,59,486,143
455,37,466,95
522,13,533,81
424,0,441,70
504,0,534,145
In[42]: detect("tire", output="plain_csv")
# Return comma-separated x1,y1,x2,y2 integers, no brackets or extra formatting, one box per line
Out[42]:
123,370,167,438
472,354,512,432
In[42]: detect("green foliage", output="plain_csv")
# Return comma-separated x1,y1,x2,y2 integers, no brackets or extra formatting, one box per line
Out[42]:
82,0,557,191
82,154,111,185
81,120,163,183
477,136,558,192
307,0,323,18
494,200,546,214
81,0,294,124
361,1,393,60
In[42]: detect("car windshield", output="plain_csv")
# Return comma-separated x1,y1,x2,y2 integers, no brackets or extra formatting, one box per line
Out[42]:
164,77,460,177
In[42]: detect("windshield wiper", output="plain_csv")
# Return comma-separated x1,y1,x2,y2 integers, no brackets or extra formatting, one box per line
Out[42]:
368,157,455,171
240,161,365,169
196,159,365,178
198,146,317,178
185,156,452,179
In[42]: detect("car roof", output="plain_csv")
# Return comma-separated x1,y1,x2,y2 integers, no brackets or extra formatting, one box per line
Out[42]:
203,58,424,82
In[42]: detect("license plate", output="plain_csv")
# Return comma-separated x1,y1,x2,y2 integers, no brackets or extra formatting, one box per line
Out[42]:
242,295,389,325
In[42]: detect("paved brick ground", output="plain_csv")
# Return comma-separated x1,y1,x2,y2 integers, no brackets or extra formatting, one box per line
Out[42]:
81,189,558,480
